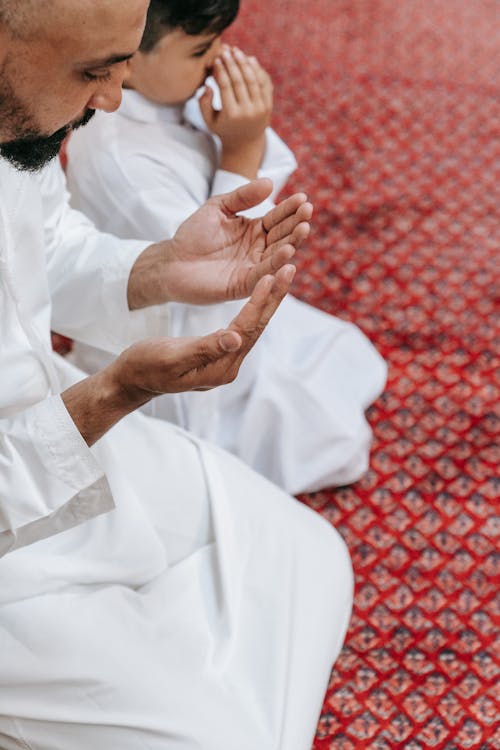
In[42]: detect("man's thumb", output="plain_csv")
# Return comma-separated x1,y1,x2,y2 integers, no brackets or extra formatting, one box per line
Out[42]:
218,178,274,216
219,330,242,352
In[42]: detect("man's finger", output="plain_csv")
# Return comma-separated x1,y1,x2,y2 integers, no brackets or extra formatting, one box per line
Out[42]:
216,178,274,215
235,244,296,296
170,268,293,391
259,225,311,275
265,202,313,246
229,266,295,346
179,279,275,386
262,193,309,233
163,330,241,391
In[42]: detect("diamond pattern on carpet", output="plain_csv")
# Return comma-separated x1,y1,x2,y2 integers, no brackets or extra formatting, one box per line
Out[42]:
226,2,499,748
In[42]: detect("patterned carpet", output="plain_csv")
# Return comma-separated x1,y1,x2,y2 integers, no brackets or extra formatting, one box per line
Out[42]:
226,1,500,748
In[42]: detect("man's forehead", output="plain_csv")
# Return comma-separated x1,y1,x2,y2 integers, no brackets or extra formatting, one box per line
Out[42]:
2,0,148,43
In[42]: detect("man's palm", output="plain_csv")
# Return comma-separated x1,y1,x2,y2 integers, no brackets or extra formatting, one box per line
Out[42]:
166,179,312,304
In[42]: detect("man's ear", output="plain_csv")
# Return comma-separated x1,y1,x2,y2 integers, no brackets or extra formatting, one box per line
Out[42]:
122,56,134,86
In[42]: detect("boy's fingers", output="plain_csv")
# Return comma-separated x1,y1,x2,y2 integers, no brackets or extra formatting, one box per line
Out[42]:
214,57,238,111
198,86,215,125
249,56,271,88
233,47,263,104
251,59,273,109
220,46,250,105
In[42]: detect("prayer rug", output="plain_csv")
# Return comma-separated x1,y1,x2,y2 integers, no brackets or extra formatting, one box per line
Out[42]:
226,1,499,748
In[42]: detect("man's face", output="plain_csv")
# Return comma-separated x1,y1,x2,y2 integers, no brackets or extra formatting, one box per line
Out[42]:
0,0,149,171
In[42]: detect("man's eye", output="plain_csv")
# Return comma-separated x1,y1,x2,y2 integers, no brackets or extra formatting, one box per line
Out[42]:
82,70,112,82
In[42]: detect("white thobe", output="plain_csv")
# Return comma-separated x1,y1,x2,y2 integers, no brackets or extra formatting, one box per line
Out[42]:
0,156,353,750
66,88,388,494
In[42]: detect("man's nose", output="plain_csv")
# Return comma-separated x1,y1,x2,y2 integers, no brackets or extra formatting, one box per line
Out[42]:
87,68,125,114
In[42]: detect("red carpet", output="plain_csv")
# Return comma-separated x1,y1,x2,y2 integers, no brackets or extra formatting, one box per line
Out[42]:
226,2,499,748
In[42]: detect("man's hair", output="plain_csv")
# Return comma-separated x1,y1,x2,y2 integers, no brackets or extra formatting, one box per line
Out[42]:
140,0,239,53
0,0,23,34
0,0,50,39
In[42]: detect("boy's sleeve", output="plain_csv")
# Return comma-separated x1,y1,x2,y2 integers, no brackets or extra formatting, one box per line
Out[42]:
36,160,168,353
184,87,298,220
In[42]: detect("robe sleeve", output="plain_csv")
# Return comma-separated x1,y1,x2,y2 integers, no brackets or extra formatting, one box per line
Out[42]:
210,129,298,219
0,394,113,557
36,160,166,353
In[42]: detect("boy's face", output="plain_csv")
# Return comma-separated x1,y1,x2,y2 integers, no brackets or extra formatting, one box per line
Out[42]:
127,29,222,106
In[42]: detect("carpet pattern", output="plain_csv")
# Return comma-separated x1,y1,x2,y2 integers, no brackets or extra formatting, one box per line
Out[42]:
226,2,499,748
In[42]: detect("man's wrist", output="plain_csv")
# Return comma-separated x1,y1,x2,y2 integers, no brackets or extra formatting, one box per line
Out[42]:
62,363,151,447
127,240,171,310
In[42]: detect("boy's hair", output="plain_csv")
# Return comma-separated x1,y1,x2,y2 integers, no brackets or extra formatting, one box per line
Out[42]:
140,0,239,53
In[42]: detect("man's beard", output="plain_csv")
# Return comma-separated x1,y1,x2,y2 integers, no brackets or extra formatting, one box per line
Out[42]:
0,108,95,172
0,61,96,171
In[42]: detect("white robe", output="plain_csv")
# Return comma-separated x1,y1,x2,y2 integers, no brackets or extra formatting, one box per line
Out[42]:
0,156,353,749
66,88,388,494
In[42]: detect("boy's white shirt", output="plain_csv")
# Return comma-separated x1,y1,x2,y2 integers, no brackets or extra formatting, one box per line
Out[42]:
67,85,297,242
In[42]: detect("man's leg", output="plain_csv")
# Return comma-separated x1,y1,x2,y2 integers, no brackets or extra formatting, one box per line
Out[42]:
0,417,352,750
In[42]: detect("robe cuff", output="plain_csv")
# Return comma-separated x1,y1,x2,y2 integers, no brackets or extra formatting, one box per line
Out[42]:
100,238,165,350
0,396,113,557
32,394,103,491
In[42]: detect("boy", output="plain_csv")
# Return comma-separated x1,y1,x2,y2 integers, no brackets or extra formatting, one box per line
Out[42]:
67,0,387,494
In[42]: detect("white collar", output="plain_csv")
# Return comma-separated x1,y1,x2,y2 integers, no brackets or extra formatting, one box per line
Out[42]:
118,89,185,125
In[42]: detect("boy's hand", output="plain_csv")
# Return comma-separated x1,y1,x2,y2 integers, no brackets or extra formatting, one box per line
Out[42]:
199,45,273,179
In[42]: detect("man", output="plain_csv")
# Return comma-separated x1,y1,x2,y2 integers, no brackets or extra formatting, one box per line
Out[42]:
0,2,353,749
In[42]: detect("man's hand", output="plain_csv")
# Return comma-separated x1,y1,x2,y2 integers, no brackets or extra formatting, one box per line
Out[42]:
63,265,295,446
127,179,312,309
199,45,273,179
